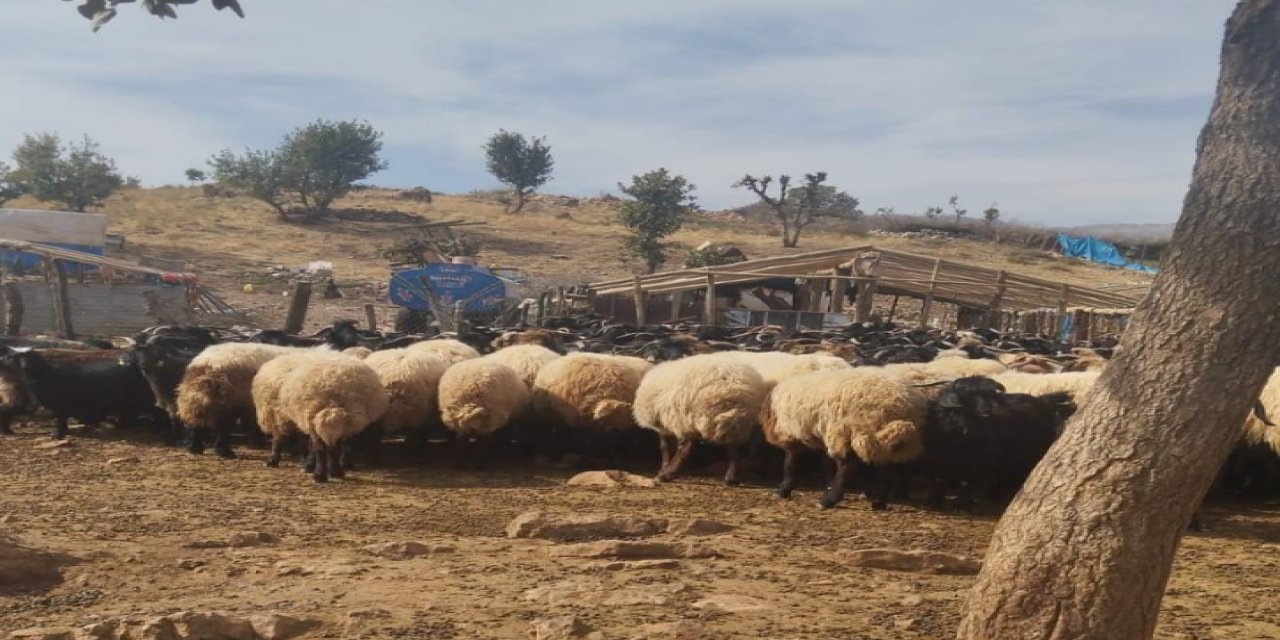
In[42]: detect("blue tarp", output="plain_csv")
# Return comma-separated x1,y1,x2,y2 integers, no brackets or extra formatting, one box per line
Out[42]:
1056,233,1158,274
389,263,509,313
0,242,103,272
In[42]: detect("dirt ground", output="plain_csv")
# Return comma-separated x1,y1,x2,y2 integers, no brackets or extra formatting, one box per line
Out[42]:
2,422,1279,640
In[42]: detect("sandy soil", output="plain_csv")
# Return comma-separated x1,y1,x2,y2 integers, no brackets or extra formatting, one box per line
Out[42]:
2,421,1278,640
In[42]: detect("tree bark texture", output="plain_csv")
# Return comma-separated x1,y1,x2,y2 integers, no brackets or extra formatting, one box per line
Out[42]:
957,3,1280,638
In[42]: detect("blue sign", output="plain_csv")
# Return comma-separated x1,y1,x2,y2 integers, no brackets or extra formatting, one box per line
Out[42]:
389,263,509,312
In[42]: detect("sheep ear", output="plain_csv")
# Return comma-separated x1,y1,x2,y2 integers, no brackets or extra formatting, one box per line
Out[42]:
938,392,963,408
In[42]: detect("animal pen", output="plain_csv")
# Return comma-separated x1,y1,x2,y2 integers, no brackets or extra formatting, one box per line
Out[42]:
0,239,240,338
587,246,1146,340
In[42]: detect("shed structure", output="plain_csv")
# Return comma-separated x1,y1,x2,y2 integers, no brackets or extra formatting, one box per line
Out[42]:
588,245,1146,334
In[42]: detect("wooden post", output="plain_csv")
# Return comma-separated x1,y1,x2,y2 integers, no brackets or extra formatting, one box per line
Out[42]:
364,304,377,331
919,256,943,328
2,282,22,336
981,270,1009,330
704,273,717,325
556,286,566,315
886,295,900,323
853,252,882,322
536,292,548,326
50,259,75,339
828,264,851,313
1056,284,1071,337
283,281,313,334
670,291,685,322
520,303,530,326
1072,308,1090,343
632,276,647,326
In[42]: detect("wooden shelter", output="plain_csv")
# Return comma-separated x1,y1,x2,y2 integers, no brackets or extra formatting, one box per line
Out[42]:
0,238,240,338
588,245,1146,333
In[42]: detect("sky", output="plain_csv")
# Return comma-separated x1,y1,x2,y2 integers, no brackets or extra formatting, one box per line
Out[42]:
0,1,1237,225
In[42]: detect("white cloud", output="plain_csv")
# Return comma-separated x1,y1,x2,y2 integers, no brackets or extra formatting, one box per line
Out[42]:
0,0,1236,224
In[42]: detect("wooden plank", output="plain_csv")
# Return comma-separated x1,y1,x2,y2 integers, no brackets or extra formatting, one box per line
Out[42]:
364,304,377,330
633,277,647,326
919,256,943,328
704,273,717,325
2,282,22,336
283,282,313,334
981,270,1009,330
1057,283,1071,336
50,259,74,338
670,291,684,322
853,252,881,322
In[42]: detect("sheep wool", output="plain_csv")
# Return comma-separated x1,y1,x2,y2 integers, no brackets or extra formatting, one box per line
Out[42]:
633,354,766,446
990,371,1101,401
437,358,529,437
364,348,452,434
486,344,562,389
176,343,296,429
533,353,651,431
252,351,335,440
763,368,928,465
278,354,389,448
715,351,849,388
407,339,481,363
341,346,373,359
1242,367,1280,455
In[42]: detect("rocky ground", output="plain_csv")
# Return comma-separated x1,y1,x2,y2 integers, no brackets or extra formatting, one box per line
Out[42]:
2,422,1279,640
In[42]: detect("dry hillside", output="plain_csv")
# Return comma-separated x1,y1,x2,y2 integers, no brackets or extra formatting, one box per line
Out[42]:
6,187,1155,330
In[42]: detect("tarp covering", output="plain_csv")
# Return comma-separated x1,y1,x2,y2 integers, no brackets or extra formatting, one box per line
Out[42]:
1056,233,1158,274
0,209,108,271
389,263,511,312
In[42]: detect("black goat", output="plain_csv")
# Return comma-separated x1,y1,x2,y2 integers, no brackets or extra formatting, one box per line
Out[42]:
918,376,1074,513
6,349,165,439
120,333,219,444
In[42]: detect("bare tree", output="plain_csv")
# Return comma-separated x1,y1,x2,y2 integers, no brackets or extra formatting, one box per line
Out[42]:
735,172,858,247
958,2,1280,638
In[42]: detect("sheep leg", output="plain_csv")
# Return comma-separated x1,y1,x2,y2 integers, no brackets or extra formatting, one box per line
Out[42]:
187,427,208,454
469,433,495,471
869,465,899,511
776,446,801,499
266,434,285,468
213,424,236,459
329,438,346,479
51,415,69,440
0,412,11,435
657,439,695,482
819,454,853,509
310,436,329,483
723,444,743,486
453,435,474,470
657,434,679,477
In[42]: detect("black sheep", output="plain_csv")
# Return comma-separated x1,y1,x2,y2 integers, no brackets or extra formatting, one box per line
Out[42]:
918,376,1074,512
7,349,166,439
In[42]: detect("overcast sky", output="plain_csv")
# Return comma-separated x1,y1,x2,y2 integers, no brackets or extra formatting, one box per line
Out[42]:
0,2,1235,225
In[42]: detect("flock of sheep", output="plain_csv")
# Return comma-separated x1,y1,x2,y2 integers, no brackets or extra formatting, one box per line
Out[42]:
3,321,1278,516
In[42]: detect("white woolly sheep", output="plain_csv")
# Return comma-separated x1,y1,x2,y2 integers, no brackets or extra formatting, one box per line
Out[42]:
763,368,928,509
176,343,296,458
878,356,1007,386
989,371,1101,402
341,346,373,359
1241,368,1280,455
437,358,530,467
533,353,651,432
632,353,767,485
408,339,481,363
277,354,389,482
252,351,335,468
487,344,562,389
363,348,452,443
718,351,851,388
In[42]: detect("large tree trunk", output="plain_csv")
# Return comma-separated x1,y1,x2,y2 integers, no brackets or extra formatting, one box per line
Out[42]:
957,3,1280,639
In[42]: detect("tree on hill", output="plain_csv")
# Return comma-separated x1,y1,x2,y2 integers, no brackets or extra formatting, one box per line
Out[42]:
923,205,943,220
9,133,124,212
483,130,554,213
983,202,1000,227
948,193,967,227
734,172,860,248
0,162,23,207
184,168,207,184
617,168,697,274
69,0,244,32
958,1,1280,637
208,119,387,222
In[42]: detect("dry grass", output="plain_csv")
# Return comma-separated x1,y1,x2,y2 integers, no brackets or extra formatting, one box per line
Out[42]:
4,187,1155,330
